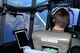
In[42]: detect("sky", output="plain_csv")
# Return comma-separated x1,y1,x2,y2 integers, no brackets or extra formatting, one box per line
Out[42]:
7,0,32,7
7,0,46,6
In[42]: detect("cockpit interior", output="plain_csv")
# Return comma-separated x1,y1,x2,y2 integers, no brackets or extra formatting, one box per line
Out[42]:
0,0,80,53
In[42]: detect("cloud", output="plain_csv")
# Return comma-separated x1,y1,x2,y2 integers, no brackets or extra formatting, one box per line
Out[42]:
7,0,31,7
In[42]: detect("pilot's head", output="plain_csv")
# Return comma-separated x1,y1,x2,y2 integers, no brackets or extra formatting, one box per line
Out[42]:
52,8,70,30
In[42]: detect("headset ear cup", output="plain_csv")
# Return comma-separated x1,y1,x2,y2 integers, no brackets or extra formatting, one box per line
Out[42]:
49,17,56,30
53,17,56,25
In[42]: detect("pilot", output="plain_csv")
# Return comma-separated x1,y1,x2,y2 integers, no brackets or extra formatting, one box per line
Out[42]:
52,8,70,31
47,8,71,53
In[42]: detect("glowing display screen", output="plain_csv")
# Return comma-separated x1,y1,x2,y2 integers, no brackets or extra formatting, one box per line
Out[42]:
15,30,28,48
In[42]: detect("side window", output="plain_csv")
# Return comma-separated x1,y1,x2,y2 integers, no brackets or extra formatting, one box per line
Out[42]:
4,13,30,43
34,10,48,31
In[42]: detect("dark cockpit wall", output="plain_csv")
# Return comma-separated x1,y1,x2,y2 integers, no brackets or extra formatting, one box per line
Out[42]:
0,0,3,14
0,7,3,14
0,0,3,46
73,0,80,8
